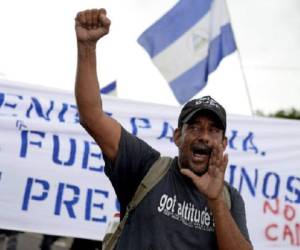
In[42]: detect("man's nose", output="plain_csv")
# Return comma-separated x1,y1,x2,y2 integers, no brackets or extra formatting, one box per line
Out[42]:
197,127,210,143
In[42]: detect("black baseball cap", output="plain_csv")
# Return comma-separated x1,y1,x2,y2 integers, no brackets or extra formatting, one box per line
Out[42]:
178,96,227,131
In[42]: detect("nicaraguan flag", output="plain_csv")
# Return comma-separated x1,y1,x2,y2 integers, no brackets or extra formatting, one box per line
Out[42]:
101,80,117,96
138,0,236,104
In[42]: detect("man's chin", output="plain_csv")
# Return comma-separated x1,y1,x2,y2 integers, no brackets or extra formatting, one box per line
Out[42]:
190,164,208,176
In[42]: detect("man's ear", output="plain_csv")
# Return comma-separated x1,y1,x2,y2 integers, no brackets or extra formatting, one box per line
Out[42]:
173,128,182,147
222,136,228,150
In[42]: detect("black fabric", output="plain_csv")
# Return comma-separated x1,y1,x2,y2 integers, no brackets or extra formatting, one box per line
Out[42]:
178,96,226,131
70,238,102,250
104,127,160,217
104,127,251,250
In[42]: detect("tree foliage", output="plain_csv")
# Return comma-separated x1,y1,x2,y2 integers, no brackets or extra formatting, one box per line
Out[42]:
256,108,300,120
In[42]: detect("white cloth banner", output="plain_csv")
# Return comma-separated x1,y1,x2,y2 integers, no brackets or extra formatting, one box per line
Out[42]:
0,80,299,249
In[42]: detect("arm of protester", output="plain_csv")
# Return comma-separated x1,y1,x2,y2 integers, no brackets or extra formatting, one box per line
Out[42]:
75,8,121,161
207,196,253,250
181,144,253,250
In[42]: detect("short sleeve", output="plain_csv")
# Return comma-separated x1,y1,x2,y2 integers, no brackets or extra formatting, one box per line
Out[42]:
104,127,160,214
229,186,252,244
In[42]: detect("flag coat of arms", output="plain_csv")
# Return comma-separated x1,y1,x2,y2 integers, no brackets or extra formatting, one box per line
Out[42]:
138,0,236,104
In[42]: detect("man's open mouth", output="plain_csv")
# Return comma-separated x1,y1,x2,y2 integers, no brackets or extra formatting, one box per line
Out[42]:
191,144,212,159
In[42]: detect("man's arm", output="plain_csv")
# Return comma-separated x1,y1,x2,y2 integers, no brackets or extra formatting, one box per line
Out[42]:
75,9,121,161
181,143,253,250
208,197,252,250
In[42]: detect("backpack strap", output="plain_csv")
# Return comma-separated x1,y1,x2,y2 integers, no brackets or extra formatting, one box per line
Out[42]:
129,156,173,209
222,183,231,210
102,156,173,250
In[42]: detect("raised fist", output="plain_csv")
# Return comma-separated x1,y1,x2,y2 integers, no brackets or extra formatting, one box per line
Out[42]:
75,8,111,44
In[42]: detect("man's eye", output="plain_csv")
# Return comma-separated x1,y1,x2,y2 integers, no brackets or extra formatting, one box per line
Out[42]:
188,125,201,133
190,125,199,130
210,127,220,133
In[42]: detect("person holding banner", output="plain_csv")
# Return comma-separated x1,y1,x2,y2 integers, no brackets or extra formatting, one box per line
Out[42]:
74,8,252,250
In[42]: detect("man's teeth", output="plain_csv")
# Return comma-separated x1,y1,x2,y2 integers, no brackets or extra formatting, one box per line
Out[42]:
193,153,205,157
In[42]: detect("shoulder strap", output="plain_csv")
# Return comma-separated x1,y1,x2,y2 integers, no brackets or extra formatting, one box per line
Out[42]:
102,156,173,250
222,183,231,210
129,156,173,209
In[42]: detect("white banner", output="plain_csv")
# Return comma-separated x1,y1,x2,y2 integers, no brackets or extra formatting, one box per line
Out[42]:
0,80,299,249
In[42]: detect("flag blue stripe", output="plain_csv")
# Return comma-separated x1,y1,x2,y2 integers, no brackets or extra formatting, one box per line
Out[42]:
138,0,212,58
170,24,236,104
101,81,117,94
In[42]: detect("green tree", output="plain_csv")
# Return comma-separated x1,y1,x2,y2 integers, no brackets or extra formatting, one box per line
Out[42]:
256,108,300,120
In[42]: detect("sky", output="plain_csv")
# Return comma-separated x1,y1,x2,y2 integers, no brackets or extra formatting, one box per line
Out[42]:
0,0,299,116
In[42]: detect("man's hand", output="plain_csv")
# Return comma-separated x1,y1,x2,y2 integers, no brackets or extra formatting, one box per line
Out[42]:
75,9,111,45
181,142,228,202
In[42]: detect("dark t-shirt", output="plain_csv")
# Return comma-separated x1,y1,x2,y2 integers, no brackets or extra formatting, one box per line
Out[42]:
104,128,251,250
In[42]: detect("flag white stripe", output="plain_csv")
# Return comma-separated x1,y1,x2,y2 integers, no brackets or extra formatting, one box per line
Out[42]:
152,0,230,82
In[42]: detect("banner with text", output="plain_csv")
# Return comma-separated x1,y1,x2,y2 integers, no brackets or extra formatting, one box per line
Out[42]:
0,80,299,249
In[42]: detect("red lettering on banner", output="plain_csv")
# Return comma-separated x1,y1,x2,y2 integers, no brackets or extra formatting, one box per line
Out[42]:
265,224,278,241
263,198,279,214
263,199,300,246
297,223,300,245
284,204,296,221
283,224,294,245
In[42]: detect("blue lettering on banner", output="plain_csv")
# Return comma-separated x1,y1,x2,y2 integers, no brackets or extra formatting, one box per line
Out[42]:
263,172,280,199
26,97,54,121
22,177,110,223
130,117,151,136
0,89,268,157
0,92,23,117
22,178,50,210
243,132,258,154
228,164,237,187
227,130,266,156
0,91,79,123
55,183,80,218
58,103,69,122
17,120,268,164
19,130,104,173
286,177,300,203
85,189,108,222
20,130,45,157
228,130,238,150
0,92,5,107
238,167,258,197
57,104,78,123
228,165,300,204
82,141,104,172
157,122,174,142
53,135,76,166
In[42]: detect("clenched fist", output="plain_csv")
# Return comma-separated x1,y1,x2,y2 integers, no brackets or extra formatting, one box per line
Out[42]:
75,8,111,44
